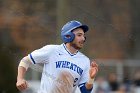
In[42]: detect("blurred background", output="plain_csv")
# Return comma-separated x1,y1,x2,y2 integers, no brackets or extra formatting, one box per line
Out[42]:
0,0,140,93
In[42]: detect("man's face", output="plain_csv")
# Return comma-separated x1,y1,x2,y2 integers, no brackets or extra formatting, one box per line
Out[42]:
70,28,86,50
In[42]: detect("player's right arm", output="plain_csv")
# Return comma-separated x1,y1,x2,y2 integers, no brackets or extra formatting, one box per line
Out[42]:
16,45,55,90
16,56,31,91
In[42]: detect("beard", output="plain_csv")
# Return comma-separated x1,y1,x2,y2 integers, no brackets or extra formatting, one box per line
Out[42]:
70,41,84,50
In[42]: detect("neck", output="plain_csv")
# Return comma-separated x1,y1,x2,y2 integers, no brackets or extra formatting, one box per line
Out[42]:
65,43,78,54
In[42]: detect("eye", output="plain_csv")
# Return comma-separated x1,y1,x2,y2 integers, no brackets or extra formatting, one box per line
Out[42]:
76,33,84,37
77,34,82,36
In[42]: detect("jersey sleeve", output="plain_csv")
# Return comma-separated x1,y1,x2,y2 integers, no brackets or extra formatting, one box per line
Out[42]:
78,58,90,88
28,45,55,64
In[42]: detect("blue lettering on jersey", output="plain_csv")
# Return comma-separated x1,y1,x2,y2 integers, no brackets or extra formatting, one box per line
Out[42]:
55,61,83,76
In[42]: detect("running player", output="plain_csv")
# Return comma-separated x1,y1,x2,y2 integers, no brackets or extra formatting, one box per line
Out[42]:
16,20,98,93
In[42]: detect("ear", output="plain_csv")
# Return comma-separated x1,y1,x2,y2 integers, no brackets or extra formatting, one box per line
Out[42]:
63,32,75,42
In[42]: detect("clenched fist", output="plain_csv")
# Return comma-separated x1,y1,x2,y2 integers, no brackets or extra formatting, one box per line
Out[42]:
16,79,29,91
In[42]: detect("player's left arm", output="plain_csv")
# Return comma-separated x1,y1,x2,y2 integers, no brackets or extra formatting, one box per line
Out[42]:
80,60,98,93
86,60,98,88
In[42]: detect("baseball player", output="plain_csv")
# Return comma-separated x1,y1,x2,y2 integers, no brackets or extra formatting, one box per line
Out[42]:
16,20,98,93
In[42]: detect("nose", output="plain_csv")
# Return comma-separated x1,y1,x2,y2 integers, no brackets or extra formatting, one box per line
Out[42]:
84,36,86,41
82,36,86,42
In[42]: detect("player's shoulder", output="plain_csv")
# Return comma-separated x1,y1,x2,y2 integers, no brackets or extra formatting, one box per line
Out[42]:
78,52,91,68
42,44,60,50
78,52,90,61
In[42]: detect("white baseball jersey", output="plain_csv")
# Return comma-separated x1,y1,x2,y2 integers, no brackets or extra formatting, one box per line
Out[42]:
28,43,90,93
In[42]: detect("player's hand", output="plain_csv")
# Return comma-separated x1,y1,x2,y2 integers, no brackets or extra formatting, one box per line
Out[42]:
89,60,98,79
16,79,29,91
